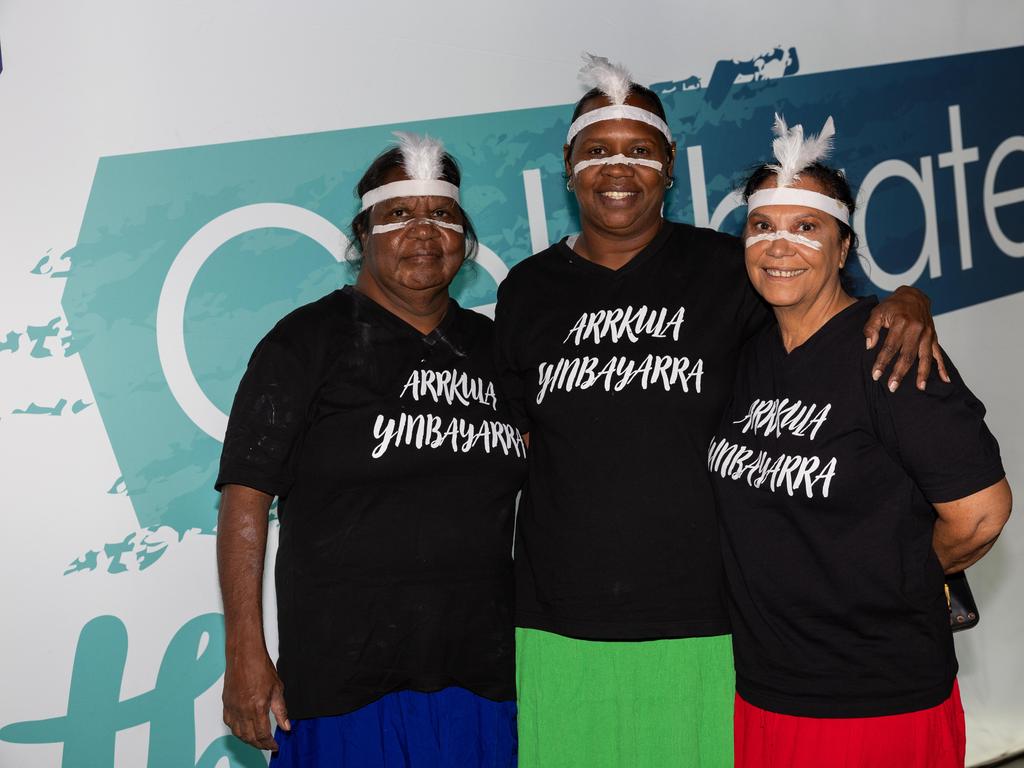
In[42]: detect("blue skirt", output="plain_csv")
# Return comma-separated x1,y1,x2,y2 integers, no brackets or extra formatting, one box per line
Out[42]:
269,687,517,768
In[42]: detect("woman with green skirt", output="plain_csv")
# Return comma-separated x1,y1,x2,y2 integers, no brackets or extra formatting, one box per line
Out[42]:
494,53,942,767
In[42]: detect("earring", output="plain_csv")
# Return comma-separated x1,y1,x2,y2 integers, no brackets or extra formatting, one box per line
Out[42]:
665,178,674,189
566,178,574,191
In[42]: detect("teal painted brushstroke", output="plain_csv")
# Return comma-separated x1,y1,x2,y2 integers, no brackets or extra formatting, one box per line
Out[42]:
62,45,1024,539
0,614,265,767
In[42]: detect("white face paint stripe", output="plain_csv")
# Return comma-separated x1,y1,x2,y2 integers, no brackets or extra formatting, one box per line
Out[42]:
745,231,824,251
370,218,464,235
360,179,460,212
572,154,664,176
566,105,673,144
747,188,851,226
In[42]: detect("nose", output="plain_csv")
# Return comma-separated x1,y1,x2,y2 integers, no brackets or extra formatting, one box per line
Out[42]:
765,234,795,258
405,218,441,239
600,160,635,177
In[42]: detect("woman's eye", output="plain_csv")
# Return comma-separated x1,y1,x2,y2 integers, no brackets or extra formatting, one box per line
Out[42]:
432,209,451,218
755,221,772,231
587,146,606,156
389,208,407,218
631,146,649,156
797,222,816,233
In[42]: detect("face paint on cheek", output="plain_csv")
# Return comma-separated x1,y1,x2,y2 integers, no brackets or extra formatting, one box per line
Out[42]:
370,218,465,235
744,231,824,251
572,154,664,176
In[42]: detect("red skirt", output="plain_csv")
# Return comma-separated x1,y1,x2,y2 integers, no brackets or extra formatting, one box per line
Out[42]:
734,679,966,768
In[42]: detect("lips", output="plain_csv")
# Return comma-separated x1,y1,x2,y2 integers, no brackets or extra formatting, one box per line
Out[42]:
403,250,445,262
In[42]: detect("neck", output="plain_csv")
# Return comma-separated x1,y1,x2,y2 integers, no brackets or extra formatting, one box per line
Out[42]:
774,284,856,352
354,273,450,335
573,217,663,271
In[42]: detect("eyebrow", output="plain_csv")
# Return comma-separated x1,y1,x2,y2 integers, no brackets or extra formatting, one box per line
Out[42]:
382,196,457,208
748,210,827,223
579,134,658,145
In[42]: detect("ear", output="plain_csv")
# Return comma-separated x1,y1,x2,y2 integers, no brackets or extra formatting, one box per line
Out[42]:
563,143,573,186
839,231,851,268
354,217,370,252
666,141,677,178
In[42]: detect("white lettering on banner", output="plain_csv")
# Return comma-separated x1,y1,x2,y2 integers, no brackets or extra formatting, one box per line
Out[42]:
983,135,1024,258
371,413,526,459
563,306,686,346
536,354,703,404
688,144,746,230
856,157,942,291
680,103,1024,292
708,437,838,499
733,398,832,440
937,105,980,270
400,369,498,410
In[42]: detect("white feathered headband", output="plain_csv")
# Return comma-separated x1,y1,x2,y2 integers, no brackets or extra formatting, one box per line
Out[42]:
746,114,850,225
565,52,673,145
359,131,461,212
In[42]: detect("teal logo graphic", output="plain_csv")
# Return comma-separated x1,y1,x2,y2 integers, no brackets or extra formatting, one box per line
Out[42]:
0,614,265,767
60,45,1024,541
8,43,1020,768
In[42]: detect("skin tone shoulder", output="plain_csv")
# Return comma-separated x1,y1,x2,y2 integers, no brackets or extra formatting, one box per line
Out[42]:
743,175,1012,572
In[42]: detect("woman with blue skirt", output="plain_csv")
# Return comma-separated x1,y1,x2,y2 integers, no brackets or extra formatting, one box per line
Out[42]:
216,132,525,767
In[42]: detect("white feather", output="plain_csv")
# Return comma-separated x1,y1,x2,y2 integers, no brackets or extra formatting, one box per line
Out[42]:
578,51,633,105
768,114,836,187
393,131,446,180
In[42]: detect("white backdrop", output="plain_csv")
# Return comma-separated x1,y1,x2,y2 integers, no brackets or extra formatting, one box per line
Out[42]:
1,2,1022,765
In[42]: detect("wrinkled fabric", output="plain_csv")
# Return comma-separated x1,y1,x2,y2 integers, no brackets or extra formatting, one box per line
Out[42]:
515,628,735,767
734,679,966,768
270,687,517,768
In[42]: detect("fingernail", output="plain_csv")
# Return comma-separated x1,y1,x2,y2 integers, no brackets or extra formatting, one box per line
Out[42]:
866,339,872,349
872,369,882,381
918,380,926,391
888,379,898,393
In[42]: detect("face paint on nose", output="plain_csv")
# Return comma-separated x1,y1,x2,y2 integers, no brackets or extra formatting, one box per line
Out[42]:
371,218,465,235
745,230,823,251
572,154,664,176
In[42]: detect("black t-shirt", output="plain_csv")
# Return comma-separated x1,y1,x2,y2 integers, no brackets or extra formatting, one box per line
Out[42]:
217,286,527,719
711,297,1005,718
494,222,770,639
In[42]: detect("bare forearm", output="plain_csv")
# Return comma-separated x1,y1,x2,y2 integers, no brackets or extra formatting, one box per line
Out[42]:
217,484,274,652
933,479,1012,573
933,518,1002,573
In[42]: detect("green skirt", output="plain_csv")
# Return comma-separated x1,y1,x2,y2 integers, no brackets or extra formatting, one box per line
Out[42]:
516,628,735,768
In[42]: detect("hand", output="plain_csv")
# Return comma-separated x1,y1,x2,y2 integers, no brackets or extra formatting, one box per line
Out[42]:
222,649,290,751
863,286,950,391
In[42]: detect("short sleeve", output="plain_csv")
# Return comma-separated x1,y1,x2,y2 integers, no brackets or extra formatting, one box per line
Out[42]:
493,275,532,434
215,331,317,497
869,342,1005,504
